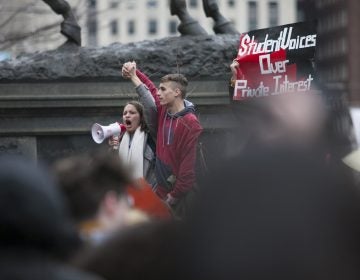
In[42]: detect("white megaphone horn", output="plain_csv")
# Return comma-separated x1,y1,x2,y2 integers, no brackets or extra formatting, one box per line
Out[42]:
91,122,126,144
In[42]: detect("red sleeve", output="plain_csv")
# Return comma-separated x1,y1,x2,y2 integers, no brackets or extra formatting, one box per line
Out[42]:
170,120,203,198
126,179,172,219
136,69,160,107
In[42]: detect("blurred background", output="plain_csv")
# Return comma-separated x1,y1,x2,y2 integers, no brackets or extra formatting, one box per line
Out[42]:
0,0,358,106
0,0,359,165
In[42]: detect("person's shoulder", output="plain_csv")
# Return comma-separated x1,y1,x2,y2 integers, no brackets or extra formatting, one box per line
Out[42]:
182,113,203,131
186,112,201,123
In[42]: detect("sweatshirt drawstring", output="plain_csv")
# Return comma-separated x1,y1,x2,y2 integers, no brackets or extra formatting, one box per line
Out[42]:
162,113,167,147
162,112,177,146
167,117,173,145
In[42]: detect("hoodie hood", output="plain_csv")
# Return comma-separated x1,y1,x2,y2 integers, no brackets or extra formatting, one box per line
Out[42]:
166,99,195,119
162,100,196,147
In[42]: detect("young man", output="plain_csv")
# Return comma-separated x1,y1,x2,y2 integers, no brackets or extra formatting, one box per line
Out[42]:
53,151,148,244
122,62,203,217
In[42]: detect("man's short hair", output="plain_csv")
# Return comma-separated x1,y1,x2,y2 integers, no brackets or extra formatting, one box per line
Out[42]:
160,74,188,99
53,150,131,223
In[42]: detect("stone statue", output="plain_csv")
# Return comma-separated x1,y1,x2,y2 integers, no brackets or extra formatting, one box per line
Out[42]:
202,0,239,34
43,0,81,46
170,0,207,35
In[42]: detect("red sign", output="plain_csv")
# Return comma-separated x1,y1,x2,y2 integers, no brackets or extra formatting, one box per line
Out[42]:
233,21,317,101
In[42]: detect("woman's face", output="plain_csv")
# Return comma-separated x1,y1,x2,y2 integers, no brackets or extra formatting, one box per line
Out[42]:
123,104,141,134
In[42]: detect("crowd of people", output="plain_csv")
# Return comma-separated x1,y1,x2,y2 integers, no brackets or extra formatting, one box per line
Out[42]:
2,60,360,280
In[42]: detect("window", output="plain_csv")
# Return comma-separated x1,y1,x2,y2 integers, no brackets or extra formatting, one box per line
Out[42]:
340,9,348,27
127,0,135,9
110,19,118,35
88,20,97,35
340,64,348,81
340,37,347,54
87,19,97,46
88,0,96,8
248,1,258,30
128,20,135,35
169,20,177,34
189,0,197,8
110,0,119,8
148,19,157,35
268,2,278,27
147,0,157,7
88,36,97,46
228,0,235,7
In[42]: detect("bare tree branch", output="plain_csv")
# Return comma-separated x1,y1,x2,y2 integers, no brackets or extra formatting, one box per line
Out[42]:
0,1,38,29
0,20,61,49
0,0,118,53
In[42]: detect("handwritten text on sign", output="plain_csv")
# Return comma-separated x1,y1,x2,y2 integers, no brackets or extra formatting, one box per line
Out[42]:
233,22,317,101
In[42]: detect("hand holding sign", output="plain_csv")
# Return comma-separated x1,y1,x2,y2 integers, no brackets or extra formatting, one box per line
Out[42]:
230,60,239,80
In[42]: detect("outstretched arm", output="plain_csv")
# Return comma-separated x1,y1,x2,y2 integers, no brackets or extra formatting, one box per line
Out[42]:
230,59,240,84
229,59,242,101
122,62,158,139
135,70,160,108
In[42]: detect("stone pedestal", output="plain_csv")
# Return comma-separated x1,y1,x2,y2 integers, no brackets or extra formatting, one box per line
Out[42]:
0,35,240,164
0,137,37,160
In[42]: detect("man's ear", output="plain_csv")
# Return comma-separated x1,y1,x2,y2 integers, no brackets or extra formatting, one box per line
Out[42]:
174,88,182,97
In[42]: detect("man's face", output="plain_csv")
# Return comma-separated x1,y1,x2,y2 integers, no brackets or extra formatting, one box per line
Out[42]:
157,81,180,107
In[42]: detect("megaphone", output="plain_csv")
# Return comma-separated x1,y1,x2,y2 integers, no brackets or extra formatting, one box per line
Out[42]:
91,122,126,144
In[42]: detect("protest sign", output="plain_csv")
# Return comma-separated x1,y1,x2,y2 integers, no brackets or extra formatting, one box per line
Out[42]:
233,21,317,101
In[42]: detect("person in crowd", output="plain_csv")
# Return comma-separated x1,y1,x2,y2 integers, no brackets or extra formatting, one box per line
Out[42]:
74,220,183,280
122,61,203,218
109,100,156,185
53,150,149,245
74,144,360,280
108,100,172,219
181,143,360,280
0,155,103,280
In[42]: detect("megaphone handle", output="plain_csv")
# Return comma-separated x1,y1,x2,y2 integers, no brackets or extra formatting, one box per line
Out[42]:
109,135,120,150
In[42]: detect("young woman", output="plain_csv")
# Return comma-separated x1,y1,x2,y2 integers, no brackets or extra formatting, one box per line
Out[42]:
109,100,156,185
109,101,171,219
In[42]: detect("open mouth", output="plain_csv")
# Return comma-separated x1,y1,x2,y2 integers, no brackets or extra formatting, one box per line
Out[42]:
125,120,131,125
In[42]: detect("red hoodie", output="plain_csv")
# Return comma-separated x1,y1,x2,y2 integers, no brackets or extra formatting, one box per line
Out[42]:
136,70,203,200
